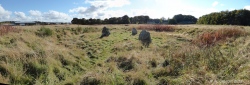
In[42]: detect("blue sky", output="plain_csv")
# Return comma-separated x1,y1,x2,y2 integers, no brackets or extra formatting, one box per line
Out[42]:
0,0,249,22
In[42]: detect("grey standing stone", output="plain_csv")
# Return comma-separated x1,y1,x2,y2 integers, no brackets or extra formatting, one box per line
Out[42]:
139,30,151,47
100,27,110,38
132,28,137,35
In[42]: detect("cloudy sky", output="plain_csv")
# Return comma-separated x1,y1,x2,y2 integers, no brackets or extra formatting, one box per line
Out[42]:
0,0,249,22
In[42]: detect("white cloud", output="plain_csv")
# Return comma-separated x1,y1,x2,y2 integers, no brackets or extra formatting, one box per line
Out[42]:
70,0,130,19
244,6,250,10
101,10,128,18
220,4,225,6
11,10,72,22
85,0,130,8
0,5,11,20
70,0,222,20
14,11,26,19
69,7,87,13
29,10,42,16
0,4,72,22
0,0,225,22
212,1,219,7
82,5,105,14
131,9,158,18
142,0,220,18
229,8,236,11
28,10,43,21
43,10,71,21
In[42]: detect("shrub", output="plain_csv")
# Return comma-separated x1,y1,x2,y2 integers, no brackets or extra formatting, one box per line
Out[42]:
36,27,53,37
193,28,246,47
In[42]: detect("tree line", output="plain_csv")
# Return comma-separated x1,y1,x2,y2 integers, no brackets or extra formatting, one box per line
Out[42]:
167,14,197,24
197,9,250,26
71,9,250,26
71,15,150,25
71,14,198,25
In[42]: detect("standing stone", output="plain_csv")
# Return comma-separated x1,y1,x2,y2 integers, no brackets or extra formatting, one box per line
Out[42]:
139,30,151,47
100,27,110,38
132,28,137,35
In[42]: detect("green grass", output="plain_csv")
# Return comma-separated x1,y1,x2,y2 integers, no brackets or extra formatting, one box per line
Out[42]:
0,24,250,84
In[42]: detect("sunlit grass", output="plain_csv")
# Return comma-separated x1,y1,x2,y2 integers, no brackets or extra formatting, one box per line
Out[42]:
0,24,249,84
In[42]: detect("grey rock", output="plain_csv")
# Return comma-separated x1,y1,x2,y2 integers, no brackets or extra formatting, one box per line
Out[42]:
132,28,137,35
100,27,110,38
139,30,151,47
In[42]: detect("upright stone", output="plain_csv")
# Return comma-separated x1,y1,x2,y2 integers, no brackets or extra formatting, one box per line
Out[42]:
100,27,110,38
139,30,151,47
132,28,137,35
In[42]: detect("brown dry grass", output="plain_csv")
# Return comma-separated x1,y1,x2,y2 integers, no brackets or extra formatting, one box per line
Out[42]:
193,27,246,47
138,24,175,32
0,25,20,36
0,24,250,85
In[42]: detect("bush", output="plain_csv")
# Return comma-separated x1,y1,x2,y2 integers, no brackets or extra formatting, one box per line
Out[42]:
36,27,53,37
193,28,246,47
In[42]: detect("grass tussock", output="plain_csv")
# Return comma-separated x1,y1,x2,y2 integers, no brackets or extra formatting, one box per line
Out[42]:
35,27,53,37
80,76,101,85
138,25,175,32
193,27,246,47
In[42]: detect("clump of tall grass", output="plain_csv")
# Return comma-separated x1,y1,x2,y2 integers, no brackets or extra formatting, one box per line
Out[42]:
80,76,101,85
35,27,53,37
193,28,246,47
138,25,175,32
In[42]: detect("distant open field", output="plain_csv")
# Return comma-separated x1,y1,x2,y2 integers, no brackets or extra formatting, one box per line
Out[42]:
0,24,250,85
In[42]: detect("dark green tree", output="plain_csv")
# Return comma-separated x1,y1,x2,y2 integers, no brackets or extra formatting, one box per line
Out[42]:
122,15,130,24
168,18,177,24
197,9,250,26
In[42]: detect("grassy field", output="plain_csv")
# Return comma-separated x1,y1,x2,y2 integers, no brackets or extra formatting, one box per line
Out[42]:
0,24,250,85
